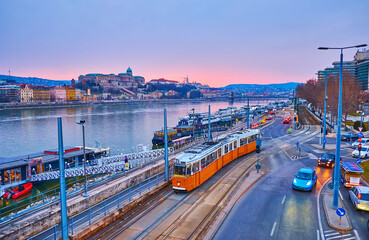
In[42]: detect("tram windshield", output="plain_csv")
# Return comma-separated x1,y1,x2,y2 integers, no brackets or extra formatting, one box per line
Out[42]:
174,165,186,176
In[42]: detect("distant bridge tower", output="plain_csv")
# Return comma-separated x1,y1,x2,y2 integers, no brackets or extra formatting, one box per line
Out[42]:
186,75,189,84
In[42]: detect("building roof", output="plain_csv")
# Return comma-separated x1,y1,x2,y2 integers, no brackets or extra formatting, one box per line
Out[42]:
0,146,95,171
149,78,179,83
127,67,132,72
341,161,364,173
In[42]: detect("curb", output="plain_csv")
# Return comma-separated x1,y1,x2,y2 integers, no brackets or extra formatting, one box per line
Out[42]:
320,179,353,233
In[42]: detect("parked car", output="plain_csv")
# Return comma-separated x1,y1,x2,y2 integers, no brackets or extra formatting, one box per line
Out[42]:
352,138,369,148
341,133,359,142
292,168,317,191
352,146,369,158
348,186,369,211
318,153,341,168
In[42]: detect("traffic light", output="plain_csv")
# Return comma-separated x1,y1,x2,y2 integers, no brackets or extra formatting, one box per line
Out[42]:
358,144,362,152
256,145,261,153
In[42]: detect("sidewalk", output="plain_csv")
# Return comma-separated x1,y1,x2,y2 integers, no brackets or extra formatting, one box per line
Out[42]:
321,180,352,232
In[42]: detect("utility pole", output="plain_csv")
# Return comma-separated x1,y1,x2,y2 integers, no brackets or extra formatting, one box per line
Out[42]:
247,98,250,129
164,109,169,181
318,43,367,209
323,74,328,149
208,105,211,142
58,118,68,240
191,108,195,140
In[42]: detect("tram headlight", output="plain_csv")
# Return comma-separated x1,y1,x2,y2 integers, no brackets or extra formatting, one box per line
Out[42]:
177,182,180,186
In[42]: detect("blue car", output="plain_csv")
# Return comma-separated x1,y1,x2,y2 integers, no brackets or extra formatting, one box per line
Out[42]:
292,167,317,191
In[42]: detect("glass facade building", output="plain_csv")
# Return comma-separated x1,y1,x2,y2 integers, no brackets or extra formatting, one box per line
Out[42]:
317,49,369,90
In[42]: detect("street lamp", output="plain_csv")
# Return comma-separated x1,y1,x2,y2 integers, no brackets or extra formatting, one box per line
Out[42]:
318,43,367,209
361,111,364,128
323,73,328,150
191,108,195,140
76,119,88,197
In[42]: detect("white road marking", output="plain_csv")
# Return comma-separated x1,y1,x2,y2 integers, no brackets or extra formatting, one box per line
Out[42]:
317,230,320,240
339,191,343,201
270,221,277,236
324,230,335,233
354,229,360,240
343,237,356,240
281,195,286,204
325,232,340,237
326,234,352,240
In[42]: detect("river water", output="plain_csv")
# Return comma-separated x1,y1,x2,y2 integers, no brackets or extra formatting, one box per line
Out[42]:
0,99,280,158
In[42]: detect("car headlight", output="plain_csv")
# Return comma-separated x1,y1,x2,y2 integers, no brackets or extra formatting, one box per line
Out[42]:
307,181,312,186
293,179,297,184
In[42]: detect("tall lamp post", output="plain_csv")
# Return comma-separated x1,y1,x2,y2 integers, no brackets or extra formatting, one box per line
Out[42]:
318,43,367,209
322,73,328,149
361,111,364,128
77,120,88,197
191,108,195,140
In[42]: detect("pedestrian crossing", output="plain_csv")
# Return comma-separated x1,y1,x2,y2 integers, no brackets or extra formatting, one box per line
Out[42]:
322,229,357,240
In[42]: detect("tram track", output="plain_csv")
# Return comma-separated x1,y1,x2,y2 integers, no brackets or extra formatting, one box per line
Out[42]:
158,153,262,240
93,150,262,240
91,118,275,240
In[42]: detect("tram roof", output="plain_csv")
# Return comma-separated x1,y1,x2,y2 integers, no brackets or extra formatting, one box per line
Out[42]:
175,129,259,165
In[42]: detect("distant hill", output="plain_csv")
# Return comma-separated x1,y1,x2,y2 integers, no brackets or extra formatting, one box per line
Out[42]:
0,75,71,87
223,82,302,91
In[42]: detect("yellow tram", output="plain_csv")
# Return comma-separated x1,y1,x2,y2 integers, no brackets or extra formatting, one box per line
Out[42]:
172,129,260,191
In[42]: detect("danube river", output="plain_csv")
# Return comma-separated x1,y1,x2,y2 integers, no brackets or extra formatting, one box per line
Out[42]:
0,100,279,158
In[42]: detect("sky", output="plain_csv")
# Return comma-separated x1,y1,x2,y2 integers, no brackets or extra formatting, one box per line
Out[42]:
0,0,368,88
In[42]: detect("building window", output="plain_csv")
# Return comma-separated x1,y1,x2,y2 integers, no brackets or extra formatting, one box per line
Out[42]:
3,168,21,184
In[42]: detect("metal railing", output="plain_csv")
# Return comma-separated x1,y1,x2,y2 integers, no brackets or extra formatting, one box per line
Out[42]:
0,137,200,224
28,173,165,240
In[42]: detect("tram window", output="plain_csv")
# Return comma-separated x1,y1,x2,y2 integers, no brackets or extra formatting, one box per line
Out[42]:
206,155,211,166
218,148,221,156
240,138,244,146
194,161,200,172
224,145,229,154
249,134,257,142
201,158,206,169
211,152,216,161
229,143,233,151
174,165,186,176
234,141,237,148
187,165,191,176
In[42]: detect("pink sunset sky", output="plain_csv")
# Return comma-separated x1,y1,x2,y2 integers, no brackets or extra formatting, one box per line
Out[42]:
0,0,368,88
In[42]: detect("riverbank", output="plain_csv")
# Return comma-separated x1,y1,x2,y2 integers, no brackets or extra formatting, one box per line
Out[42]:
0,96,287,111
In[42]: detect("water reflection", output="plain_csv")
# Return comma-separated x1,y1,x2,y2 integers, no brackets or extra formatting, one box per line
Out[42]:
0,100,278,158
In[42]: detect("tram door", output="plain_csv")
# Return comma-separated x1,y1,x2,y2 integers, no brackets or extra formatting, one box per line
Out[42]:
193,162,199,187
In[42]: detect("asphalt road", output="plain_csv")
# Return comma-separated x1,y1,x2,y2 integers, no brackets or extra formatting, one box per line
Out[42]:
215,120,368,240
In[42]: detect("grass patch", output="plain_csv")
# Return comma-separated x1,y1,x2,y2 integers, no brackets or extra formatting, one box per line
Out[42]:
360,160,369,183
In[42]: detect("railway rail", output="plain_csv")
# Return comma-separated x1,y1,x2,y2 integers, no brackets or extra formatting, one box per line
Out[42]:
91,149,262,240
298,105,322,126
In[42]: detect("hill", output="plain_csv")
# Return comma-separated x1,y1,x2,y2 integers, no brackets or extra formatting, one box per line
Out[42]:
223,82,302,91
0,75,71,87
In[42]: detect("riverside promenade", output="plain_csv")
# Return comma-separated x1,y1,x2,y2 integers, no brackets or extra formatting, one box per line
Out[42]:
1,114,271,240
